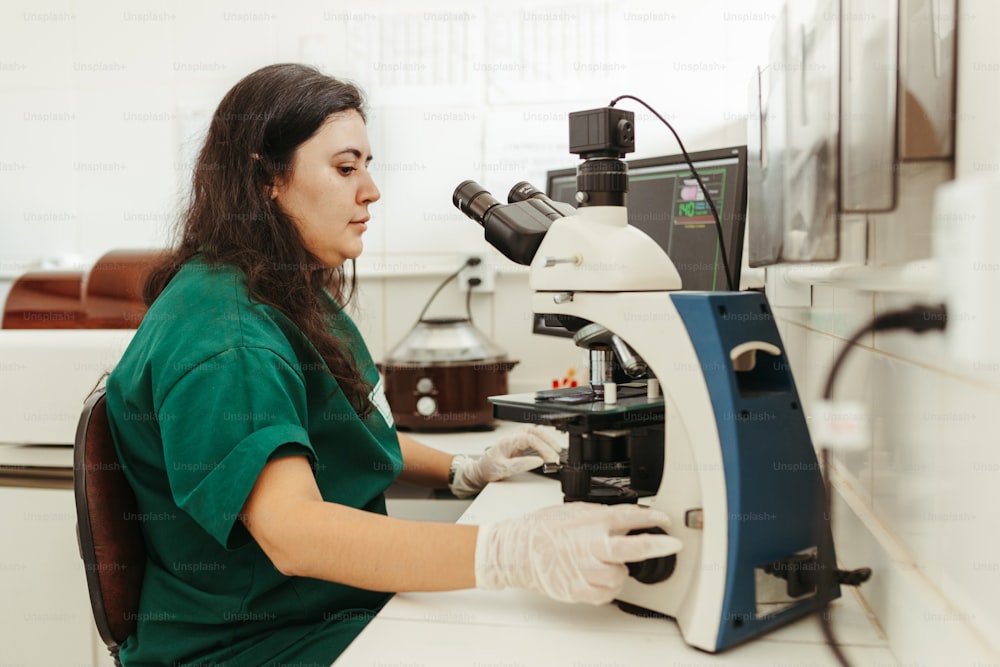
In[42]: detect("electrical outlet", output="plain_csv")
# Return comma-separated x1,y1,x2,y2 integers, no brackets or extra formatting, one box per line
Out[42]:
932,175,1000,364
458,255,495,293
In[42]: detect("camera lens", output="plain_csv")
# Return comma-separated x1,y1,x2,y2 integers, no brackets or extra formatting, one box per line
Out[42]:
576,158,628,207
453,180,501,226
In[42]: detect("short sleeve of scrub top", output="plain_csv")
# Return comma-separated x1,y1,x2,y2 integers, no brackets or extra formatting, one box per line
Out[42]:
156,345,316,549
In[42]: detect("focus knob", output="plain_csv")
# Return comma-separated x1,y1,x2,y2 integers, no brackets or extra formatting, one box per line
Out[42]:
626,526,677,584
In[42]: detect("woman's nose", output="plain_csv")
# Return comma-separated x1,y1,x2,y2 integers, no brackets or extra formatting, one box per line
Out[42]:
360,172,380,205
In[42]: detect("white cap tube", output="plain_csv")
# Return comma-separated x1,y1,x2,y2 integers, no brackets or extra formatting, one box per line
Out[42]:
646,378,660,399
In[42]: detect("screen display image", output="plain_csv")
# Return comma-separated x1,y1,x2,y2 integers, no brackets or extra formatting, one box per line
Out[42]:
547,146,748,291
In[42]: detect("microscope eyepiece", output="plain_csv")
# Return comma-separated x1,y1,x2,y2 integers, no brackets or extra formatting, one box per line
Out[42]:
452,179,567,266
507,181,546,203
508,181,572,222
452,180,501,227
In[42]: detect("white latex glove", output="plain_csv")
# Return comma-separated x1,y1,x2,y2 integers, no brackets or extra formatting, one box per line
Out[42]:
475,502,682,605
449,425,564,499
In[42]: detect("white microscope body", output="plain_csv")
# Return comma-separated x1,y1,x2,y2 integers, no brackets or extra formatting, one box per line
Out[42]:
526,202,832,652
456,105,834,651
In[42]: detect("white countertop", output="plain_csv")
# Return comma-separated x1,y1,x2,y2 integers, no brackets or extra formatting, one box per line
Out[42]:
0,423,897,665
337,473,897,667
400,420,531,457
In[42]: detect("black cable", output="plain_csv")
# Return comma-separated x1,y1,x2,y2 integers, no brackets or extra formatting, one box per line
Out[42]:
465,259,483,323
823,304,948,399
414,259,474,323
608,94,735,291
817,303,948,667
817,445,850,667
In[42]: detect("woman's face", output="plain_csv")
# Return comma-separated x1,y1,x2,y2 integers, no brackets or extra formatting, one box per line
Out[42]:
272,109,380,268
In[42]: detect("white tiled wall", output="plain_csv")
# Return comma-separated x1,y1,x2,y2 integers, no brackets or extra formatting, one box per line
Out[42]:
767,4,1000,653
738,3,1000,660
776,273,1000,663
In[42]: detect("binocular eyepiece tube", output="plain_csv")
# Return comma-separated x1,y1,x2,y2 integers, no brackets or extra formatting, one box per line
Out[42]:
452,179,570,266
452,180,501,227
453,180,567,224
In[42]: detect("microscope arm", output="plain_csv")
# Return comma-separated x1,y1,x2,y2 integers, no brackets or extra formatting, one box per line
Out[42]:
531,289,832,653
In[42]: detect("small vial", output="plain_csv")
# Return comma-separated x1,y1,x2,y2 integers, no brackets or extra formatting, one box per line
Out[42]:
647,378,660,399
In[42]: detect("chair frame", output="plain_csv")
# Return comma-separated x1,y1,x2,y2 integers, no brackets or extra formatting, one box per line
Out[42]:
73,386,146,665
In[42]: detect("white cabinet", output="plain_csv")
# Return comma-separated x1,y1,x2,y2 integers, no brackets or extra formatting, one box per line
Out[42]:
0,485,105,666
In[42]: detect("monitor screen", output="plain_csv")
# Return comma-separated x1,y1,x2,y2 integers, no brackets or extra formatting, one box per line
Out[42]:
546,145,748,291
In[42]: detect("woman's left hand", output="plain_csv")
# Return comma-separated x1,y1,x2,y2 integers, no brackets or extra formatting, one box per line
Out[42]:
449,425,565,498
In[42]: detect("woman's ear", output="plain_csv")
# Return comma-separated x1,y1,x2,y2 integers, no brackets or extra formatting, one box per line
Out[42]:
268,174,285,201
252,153,281,200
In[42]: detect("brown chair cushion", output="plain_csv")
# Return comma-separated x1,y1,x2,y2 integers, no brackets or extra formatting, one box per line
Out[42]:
74,388,146,650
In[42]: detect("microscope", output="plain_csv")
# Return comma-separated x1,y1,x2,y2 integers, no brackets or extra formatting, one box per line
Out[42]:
453,107,838,652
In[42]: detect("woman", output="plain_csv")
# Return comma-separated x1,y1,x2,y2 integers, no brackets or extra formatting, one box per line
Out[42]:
106,63,677,666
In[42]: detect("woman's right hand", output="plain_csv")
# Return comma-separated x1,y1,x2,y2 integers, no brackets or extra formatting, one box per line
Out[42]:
474,502,682,605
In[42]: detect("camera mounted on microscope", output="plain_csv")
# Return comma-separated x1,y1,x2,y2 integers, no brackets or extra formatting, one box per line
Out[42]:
568,107,635,208
452,106,635,265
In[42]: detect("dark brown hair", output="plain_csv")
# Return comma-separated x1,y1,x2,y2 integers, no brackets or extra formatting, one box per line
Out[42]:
145,63,374,417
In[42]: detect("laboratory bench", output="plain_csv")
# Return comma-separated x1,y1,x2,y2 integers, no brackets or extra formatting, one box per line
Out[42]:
0,423,898,667
339,472,897,667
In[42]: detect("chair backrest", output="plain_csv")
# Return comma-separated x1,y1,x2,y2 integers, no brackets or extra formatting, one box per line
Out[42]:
73,386,146,660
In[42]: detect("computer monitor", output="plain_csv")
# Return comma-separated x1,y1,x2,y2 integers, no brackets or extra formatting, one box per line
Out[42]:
546,145,748,291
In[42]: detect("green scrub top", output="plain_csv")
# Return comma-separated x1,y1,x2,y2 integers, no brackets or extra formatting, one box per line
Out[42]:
105,258,403,667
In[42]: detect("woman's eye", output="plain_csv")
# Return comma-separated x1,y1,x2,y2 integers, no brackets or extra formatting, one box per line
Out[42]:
338,166,357,175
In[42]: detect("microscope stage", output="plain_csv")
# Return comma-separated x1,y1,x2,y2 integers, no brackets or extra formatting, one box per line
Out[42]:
489,383,664,432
